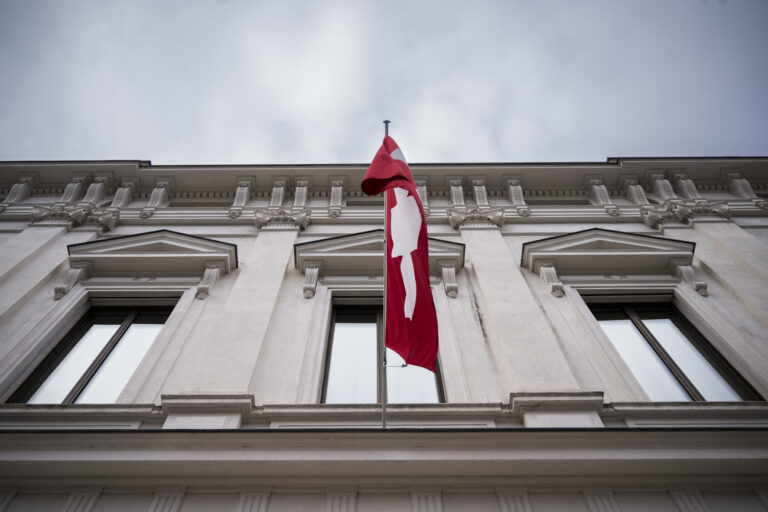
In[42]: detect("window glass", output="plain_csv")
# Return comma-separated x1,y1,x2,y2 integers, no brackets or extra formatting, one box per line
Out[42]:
28,324,119,404
643,319,741,401
598,319,691,401
325,322,378,404
76,323,163,404
324,306,441,404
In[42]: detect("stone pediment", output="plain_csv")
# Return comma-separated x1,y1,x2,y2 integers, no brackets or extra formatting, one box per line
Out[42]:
294,229,464,277
67,230,238,277
521,228,695,276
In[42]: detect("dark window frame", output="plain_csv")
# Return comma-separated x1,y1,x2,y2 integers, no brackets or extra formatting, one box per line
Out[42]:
9,306,173,404
322,302,444,404
589,303,761,401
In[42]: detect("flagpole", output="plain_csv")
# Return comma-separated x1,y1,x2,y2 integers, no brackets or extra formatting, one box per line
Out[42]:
381,120,390,430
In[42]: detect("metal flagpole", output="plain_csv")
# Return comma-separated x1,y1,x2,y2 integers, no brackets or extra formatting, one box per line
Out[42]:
381,120,390,429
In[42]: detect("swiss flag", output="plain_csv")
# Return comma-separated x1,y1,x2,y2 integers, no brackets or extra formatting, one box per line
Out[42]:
362,136,438,372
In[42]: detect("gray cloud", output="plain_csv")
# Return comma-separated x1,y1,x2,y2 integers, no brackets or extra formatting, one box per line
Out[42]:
0,0,766,164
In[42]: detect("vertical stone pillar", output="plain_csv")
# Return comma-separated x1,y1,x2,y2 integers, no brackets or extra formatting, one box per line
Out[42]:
163,228,300,394
460,227,579,392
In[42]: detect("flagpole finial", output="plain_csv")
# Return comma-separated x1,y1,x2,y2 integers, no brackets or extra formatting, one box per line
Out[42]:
383,120,390,136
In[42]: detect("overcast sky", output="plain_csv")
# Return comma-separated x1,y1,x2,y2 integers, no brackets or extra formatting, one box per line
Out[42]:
0,0,766,165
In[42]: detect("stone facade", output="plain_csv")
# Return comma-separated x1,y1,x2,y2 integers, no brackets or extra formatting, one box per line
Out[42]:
0,158,767,511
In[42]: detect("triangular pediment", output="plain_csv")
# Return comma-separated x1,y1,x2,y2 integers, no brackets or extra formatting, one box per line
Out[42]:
521,228,695,276
294,229,464,276
68,230,238,277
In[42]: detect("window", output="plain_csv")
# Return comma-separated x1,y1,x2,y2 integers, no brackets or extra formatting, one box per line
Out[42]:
10,307,172,404
323,305,441,404
590,304,760,402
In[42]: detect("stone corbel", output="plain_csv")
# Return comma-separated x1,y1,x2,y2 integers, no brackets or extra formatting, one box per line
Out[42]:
586,177,619,216
228,179,252,219
109,180,137,209
472,179,490,209
140,179,171,219
727,174,767,209
268,180,287,213
671,173,702,200
448,179,465,207
302,262,320,298
674,262,708,296
55,176,88,207
329,179,344,217
415,178,429,215
440,263,458,298
54,263,91,300
0,176,35,212
254,208,310,231
538,264,564,297
621,176,649,205
506,178,530,217
647,173,678,202
196,264,222,300
293,179,309,212
447,207,505,229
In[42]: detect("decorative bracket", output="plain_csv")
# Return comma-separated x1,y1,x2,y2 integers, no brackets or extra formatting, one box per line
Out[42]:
727,173,768,210
472,179,490,209
293,179,310,212
254,208,309,231
621,176,649,205
448,179,465,207
586,177,619,216
109,179,138,209
440,263,458,298
140,179,171,219
415,178,429,216
228,179,252,219
506,178,530,217
674,263,708,296
447,207,505,229
55,176,88,207
196,264,222,300
328,179,344,217
672,173,702,200
647,173,679,202
539,264,564,298
303,263,320,299
0,176,34,212
268,180,287,213
54,263,91,300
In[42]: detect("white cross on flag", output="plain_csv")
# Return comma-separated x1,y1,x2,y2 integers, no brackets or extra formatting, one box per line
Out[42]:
362,136,438,372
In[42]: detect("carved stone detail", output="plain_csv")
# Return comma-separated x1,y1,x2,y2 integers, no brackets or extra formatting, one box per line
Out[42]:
675,264,708,296
327,491,356,512
507,179,530,216
496,490,532,512
30,205,118,233
329,180,344,217
235,491,270,512
583,491,621,512
669,490,711,512
411,490,442,512
196,265,222,300
449,180,465,207
447,207,504,229
62,490,100,512
1,179,32,210
625,183,649,205
79,181,107,207
148,490,184,512
254,208,309,231
303,263,320,298
441,264,458,298
415,179,430,215
675,175,703,200
56,177,87,206
110,181,136,209
587,178,619,216
293,180,309,211
141,181,170,219
268,180,286,212
229,180,251,219
54,263,91,300
539,264,564,297
728,175,768,209
472,179,490,208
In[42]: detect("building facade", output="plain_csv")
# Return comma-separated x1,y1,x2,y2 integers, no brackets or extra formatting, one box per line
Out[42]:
0,158,767,511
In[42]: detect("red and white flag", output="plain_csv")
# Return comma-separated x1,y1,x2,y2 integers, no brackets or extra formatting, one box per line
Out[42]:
362,136,438,372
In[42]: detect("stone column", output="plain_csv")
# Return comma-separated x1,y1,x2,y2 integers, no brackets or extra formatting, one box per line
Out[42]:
460,227,580,393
